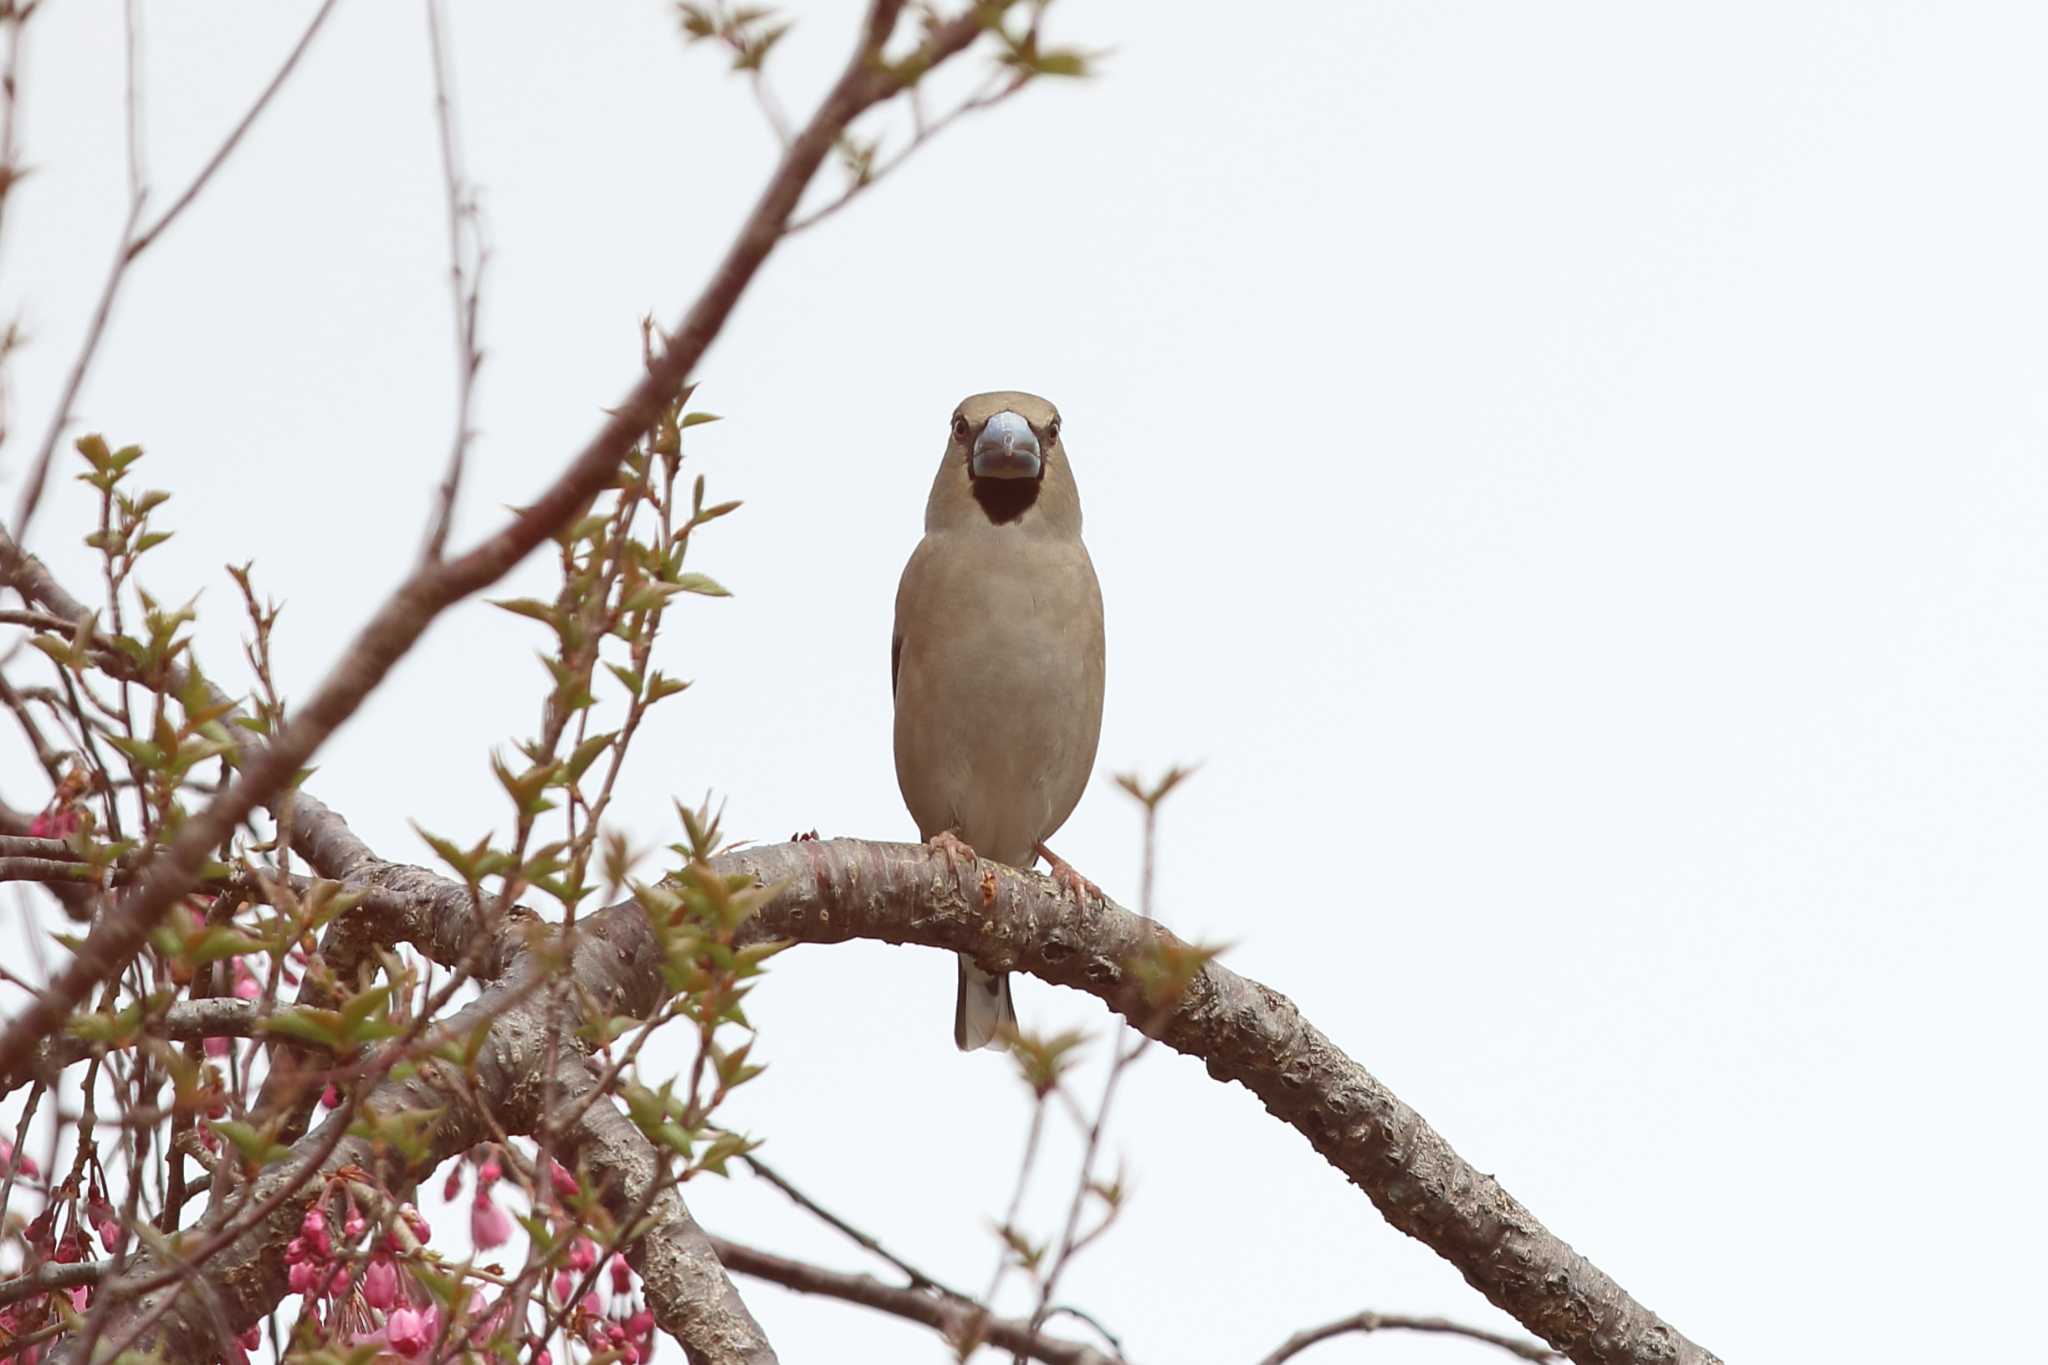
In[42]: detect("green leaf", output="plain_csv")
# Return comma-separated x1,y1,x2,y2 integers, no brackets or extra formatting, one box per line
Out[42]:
672,573,731,597
182,927,267,965
491,597,563,630
561,731,618,784
212,1118,291,1169
646,672,691,703
261,1007,345,1049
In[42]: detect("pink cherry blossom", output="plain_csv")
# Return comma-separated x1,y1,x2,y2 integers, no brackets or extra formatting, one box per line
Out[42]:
385,1305,436,1358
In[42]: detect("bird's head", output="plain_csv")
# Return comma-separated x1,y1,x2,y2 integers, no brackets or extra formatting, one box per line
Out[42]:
932,391,1078,532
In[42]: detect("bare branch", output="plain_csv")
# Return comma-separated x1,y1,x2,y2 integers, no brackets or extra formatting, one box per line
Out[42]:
0,812,1713,1365
9,0,341,543
736,1148,973,1302
710,1237,1119,1365
419,0,484,562
784,70,1030,235
717,838,1721,1365
1257,1310,1560,1365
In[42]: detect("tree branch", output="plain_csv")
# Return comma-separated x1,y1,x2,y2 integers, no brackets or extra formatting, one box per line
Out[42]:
1257,1310,1558,1364
2,828,1721,1365
555,1057,778,1365
9,0,341,544
709,1236,1119,1365
713,839,1720,1365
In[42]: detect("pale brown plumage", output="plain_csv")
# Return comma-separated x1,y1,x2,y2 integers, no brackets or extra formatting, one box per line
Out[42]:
892,391,1106,1050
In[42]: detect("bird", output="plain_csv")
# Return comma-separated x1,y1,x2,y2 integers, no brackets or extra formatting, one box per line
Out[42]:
892,391,1106,1051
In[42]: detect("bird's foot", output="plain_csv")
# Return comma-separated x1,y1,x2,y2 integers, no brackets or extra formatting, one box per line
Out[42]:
1035,841,1100,905
929,830,979,864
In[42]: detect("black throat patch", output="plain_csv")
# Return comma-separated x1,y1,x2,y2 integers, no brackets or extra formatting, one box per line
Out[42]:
971,477,1041,525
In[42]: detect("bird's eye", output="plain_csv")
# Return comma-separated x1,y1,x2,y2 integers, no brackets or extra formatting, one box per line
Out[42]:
1046,422,1061,444
951,416,970,441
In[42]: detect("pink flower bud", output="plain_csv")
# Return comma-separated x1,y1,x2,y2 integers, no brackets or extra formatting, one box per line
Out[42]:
470,1194,513,1251
300,1208,332,1258
609,1254,631,1295
551,1271,573,1302
402,1205,431,1244
0,1140,40,1180
288,1260,319,1295
549,1159,579,1197
320,1084,341,1109
239,1324,262,1350
568,1238,597,1272
363,1257,397,1310
442,1164,465,1202
477,1157,501,1187
204,1036,231,1058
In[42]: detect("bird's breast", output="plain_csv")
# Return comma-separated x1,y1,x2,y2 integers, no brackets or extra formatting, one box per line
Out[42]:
892,528,1105,866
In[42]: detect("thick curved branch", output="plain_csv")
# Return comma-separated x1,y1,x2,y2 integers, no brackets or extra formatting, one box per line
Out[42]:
716,839,1720,1365
554,1058,777,1365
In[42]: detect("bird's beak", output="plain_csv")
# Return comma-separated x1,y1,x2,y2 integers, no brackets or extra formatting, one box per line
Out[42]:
971,410,1042,480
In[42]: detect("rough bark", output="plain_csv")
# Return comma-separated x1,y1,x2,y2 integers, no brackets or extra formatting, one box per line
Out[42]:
554,1060,779,1365
716,839,1720,1365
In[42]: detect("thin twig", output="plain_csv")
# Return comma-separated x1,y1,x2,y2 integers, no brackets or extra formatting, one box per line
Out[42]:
712,1236,1117,1365
419,0,484,563
9,0,340,544
1256,1310,1561,1365
785,71,1031,235
738,1148,972,1301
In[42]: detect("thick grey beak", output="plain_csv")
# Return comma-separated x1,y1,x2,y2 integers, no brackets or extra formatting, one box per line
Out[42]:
971,410,1042,480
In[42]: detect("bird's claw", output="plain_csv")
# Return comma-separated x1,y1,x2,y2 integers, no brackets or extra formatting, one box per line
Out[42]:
929,830,978,864
1036,844,1100,905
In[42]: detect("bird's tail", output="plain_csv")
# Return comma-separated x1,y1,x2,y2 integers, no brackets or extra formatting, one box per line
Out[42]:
954,955,1015,1051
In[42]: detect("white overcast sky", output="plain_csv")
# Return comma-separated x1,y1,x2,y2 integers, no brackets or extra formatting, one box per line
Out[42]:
6,2,2047,1361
